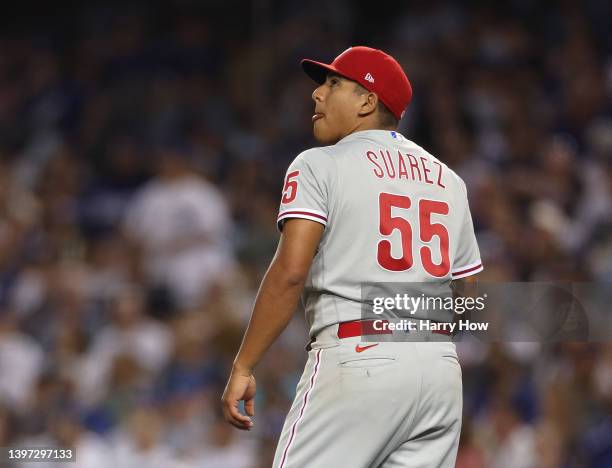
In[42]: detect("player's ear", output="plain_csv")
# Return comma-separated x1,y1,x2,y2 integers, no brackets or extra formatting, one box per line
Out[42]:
357,92,378,117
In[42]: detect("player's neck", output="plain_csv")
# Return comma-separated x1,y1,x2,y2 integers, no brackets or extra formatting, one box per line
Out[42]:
344,119,397,138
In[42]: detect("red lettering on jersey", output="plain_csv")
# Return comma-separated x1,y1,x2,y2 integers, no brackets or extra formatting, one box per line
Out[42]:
380,150,396,178
281,170,300,203
420,157,433,184
433,161,445,188
366,151,384,178
397,151,409,179
406,153,422,181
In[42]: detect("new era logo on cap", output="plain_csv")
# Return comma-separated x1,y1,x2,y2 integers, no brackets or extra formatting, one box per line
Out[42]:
364,73,375,83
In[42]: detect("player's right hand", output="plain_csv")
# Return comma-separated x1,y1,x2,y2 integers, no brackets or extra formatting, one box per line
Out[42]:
221,367,256,430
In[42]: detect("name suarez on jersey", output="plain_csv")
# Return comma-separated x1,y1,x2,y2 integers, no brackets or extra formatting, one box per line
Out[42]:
365,150,445,188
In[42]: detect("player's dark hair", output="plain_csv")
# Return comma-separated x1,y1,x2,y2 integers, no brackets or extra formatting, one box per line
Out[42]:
353,82,399,129
376,101,399,129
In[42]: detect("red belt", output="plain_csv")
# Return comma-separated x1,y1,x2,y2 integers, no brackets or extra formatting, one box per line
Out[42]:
337,319,451,338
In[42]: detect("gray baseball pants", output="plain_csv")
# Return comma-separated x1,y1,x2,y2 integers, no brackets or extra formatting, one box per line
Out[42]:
272,323,462,468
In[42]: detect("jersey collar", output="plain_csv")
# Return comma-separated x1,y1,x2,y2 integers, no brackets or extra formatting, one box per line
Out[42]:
337,129,406,144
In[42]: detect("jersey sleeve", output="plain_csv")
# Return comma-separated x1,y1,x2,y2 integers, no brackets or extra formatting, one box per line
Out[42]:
451,179,483,279
277,149,333,231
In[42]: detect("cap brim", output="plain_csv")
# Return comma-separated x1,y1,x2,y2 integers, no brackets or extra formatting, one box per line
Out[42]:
301,59,341,84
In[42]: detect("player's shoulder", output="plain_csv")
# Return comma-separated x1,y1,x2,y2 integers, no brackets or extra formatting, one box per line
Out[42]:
290,146,336,174
294,146,333,162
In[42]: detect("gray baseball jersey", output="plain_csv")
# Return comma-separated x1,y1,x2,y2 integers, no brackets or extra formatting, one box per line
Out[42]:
273,129,481,468
277,129,482,338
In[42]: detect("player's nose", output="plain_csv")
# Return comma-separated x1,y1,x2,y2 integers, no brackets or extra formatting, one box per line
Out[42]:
312,84,324,103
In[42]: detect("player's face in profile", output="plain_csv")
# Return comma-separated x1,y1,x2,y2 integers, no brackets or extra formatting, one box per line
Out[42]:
311,73,363,144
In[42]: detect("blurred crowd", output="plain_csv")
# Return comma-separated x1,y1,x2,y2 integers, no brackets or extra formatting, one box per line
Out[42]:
0,1,612,467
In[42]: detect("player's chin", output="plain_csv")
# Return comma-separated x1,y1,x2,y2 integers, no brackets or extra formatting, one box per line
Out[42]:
313,124,340,145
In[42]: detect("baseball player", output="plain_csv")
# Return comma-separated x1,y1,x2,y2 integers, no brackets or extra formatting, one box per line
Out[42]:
222,46,483,467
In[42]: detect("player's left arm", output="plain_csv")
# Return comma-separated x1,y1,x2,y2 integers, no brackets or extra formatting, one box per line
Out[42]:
222,218,324,430
451,272,480,289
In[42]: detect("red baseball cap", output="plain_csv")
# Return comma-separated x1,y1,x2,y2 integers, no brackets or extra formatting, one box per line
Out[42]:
301,46,412,120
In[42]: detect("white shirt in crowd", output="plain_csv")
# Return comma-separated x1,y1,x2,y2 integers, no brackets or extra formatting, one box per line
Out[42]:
124,174,235,307
0,329,44,412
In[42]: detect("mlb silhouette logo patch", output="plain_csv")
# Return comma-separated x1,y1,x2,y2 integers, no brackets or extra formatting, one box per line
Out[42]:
364,73,375,83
